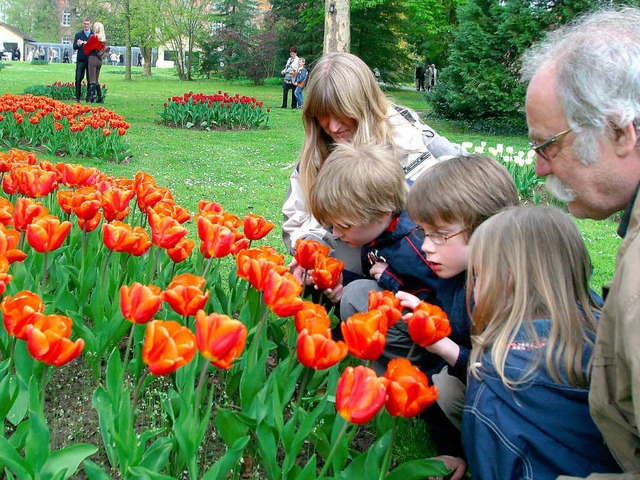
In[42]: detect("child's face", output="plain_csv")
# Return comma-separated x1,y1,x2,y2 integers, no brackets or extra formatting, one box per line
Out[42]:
331,213,393,248
417,221,470,278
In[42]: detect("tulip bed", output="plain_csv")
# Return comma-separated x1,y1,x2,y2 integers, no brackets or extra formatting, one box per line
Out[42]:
159,91,271,131
0,147,452,479
24,81,109,102
0,93,130,163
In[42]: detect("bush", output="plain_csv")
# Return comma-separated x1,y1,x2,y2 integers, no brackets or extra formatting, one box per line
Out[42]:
24,82,109,101
159,91,271,130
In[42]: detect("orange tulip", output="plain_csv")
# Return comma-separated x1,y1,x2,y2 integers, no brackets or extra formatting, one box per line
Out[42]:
199,210,242,229
148,211,188,249
0,256,12,295
101,186,135,222
195,310,248,370
2,174,18,195
128,226,153,256
25,313,84,366
167,237,195,263
56,190,73,215
336,365,388,425
61,164,99,188
312,255,344,290
368,290,403,328
0,196,14,227
1,290,44,339
77,210,102,232
243,213,274,241
162,273,209,317
103,221,140,253
197,200,223,214
197,217,235,259
149,199,191,224
384,358,438,418
297,328,348,370
14,165,57,198
341,310,388,361
0,226,26,264
120,282,163,324
236,246,288,291
262,270,304,317
294,301,331,334
294,238,330,270
408,302,451,347
142,319,197,376
70,186,102,221
13,197,48,232
26,214,72,253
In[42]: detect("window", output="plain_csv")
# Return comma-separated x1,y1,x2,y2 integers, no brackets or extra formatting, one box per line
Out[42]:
62,36,71,44
62,12,71,27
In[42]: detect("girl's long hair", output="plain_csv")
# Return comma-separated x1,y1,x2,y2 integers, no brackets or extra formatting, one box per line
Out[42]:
298,52,394,207
468,206,599,389
93,22,106,42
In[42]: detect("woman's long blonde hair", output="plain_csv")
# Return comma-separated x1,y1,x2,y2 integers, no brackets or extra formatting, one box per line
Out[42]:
468,206,599,389
298,53,395,205
93,22,106,42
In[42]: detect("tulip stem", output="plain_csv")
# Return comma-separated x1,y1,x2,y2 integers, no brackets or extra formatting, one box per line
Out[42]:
318,419,349,477
40,251,49,294
195,360,210,413
202,256,214,278
132,369,150,409
249,306,269,368
295,367,311,406
100,249,114,290
379,417,399,480
39,364,50,406
122,323,135,379
406,343,417,362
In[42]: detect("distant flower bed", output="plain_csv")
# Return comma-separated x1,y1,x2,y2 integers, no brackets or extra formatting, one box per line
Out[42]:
160,91,271,130
0,93,130,162
24,81,108,101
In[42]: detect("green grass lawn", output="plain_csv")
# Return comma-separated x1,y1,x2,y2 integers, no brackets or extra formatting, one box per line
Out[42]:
0,62,621,289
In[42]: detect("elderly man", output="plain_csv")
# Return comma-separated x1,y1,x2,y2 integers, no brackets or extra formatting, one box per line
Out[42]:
522,7,640,476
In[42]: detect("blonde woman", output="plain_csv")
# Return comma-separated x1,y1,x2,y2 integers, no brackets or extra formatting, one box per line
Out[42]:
282,52,464,279
463,206,620,478
83,21,107,103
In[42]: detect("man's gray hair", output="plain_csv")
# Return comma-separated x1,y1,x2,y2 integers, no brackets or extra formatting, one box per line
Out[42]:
521,7,640,137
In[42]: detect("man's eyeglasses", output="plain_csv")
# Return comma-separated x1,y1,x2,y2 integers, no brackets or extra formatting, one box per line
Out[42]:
413,226,466,245
529,128,572,162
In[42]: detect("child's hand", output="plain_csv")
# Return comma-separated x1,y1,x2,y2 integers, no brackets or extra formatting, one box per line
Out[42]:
396,291,420,311
369,262,388,282
288,258,314,286
323,283,344,304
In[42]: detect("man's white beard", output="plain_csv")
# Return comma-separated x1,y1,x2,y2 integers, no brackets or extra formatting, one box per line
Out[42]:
546,175,577,202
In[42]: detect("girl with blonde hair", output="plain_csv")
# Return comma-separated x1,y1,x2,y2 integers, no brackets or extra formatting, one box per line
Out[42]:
462,206,620,478
83,21,107,103
282,52,463,277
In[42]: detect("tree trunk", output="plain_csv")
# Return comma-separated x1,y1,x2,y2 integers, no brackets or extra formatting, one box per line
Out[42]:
324,0,350,53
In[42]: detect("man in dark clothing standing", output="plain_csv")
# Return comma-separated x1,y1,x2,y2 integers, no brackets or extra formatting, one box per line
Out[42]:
73,17,92,102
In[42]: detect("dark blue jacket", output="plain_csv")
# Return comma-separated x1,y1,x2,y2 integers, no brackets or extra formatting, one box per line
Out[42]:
462,319,621,479
361,211,472,376
73,29,91,63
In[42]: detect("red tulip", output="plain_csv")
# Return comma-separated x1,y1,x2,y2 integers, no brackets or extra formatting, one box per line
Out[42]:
408,302,451,347
103,221,147,254
26,214,72,253
142,320,197,376
236,246,288,291
336,366,388,424
167,237,195,263
162,273,209,317
77,210,102,232
70,186,102,221
243,213,274,241
294,301,331,334
56,190,73,215
341,310,388,361
384,358,438,418
62,163,99,188
13,197,48,232
368,290,403,328
312,255,344,290
1,290,44,339
262,270,304,317
0,226,26,264
14,165,57,198
148,211,188,249
198,217,235,259
294,238,330,270
0,196,14,227
0,256,12,295
195,310,247,370
297,328,348,370
25,314,84,366
101,186,135,222
120,282,163,324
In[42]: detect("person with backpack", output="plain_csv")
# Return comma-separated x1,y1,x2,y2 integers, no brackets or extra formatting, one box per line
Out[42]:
293,58,308,109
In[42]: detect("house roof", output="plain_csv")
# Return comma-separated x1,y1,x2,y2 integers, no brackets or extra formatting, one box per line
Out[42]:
0,22,36,42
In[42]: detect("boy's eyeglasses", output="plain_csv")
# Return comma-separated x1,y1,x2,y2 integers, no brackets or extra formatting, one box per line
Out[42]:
412,226,466,245
529,128,572,162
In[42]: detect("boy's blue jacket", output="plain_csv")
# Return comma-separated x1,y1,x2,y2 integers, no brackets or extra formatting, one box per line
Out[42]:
360,210,471,374
462,318,621,479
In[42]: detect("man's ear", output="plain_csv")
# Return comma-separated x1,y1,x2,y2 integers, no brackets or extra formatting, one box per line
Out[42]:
613,122,638,157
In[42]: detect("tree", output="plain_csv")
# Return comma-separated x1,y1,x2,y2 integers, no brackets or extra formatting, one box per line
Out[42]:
2,0,58,41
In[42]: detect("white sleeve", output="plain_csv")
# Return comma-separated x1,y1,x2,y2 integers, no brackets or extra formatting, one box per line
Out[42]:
281,167,336,255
